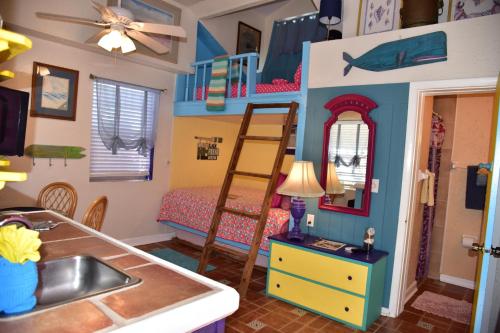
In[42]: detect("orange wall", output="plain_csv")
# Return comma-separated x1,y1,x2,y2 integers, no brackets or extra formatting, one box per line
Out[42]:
440,93,495,282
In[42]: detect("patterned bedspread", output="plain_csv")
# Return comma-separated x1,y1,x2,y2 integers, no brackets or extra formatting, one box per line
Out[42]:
157,187,290,251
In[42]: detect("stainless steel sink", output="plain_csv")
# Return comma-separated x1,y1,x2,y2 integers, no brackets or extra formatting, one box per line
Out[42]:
0,255,141,317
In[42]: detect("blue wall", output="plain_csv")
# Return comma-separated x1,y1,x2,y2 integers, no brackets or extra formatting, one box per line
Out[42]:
196,22,227,62
302,83,410,307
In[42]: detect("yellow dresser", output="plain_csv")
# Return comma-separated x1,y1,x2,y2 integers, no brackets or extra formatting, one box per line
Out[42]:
266,233,387,331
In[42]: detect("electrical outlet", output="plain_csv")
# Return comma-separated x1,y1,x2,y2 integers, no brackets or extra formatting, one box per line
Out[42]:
306,214,315,227
371,179,379,193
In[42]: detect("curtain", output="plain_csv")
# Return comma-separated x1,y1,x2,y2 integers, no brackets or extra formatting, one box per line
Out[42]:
94,77,160,156
262,13,327,84
416,114,446,281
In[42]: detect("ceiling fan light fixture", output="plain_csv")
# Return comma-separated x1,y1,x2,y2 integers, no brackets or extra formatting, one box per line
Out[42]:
98,32,114,52
107,29,123,49
120,35,136,53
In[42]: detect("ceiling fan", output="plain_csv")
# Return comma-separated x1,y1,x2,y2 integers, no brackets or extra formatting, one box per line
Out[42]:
36,1,186,54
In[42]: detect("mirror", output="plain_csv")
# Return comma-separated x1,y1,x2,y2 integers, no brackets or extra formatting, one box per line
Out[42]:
319,94,377,216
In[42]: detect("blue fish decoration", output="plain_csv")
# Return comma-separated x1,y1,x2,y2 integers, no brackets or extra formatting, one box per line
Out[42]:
343,31,447,76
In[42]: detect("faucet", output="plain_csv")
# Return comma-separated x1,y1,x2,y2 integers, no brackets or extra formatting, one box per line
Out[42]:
0,216,33,229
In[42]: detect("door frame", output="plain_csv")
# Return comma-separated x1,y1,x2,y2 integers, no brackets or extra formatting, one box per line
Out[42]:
388,77,497,318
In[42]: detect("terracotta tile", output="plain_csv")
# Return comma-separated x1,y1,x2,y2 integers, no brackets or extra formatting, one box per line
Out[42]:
0,301,112,333
102,264,213,319
320,321,357,332
373,327,399,333
226,325,242,333
106,254,150,270
422,314,452,328
281,320,306,332
239,309,268,324
39,223,91,242
398,311,422,324
307,316,331,330
397,321,431,333
257,326,281,333
229,319,258,333
448,322,469,332
40,237,127,261
381,317,402,330
258,312,290,330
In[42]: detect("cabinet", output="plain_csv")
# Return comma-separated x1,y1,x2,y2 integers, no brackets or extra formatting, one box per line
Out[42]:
266,233,387,331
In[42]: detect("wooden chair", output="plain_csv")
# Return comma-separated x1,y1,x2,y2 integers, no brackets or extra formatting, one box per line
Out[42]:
37,182,78,218
82,196,108,231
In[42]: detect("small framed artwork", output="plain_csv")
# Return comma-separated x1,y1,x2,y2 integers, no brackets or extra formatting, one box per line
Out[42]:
449,0,500,21
236,22,261,55
108,0,182,63
357,0,402,36
31,62,79,121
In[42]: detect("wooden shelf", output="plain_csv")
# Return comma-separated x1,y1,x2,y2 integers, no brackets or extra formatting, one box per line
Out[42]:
25,145,86,159
0,28,32,63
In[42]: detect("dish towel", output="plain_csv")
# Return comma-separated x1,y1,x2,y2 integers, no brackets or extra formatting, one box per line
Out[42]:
466,166,486,210
206,55,229,111
420,169,435,206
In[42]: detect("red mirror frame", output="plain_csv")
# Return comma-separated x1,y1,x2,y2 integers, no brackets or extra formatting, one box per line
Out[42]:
319,94,377,217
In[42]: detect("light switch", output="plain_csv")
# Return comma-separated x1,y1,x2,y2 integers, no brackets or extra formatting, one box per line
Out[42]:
371,179,379,193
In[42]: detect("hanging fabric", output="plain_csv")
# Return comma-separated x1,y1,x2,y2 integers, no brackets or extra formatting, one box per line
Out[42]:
93,76,160,156
416,113,445,281
262,13,327,84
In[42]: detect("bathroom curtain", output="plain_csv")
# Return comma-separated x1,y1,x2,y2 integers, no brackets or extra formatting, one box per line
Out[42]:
261,13,327,84
416,114,445,281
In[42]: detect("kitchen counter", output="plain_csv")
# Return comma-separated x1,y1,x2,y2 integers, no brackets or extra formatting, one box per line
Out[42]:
0,211,239,333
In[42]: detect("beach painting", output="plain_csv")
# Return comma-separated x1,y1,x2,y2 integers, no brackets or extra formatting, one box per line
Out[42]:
41,75,70,111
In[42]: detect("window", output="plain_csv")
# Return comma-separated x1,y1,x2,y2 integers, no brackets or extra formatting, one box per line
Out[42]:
328,121,369,187
90,77,160,181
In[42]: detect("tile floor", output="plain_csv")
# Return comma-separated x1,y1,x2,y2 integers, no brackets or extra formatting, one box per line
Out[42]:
136,239,473,333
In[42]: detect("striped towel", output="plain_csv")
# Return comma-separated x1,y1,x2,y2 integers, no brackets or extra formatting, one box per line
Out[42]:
206,55,229,111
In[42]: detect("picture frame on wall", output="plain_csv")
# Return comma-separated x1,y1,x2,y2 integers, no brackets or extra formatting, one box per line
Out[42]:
30,62,79,121
285,124,297,155
107,0,182,64
357,0,402,36
236,22,262,55
449,0,500,21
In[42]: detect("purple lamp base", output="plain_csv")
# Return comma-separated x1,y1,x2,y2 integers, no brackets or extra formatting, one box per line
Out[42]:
287,197,306,241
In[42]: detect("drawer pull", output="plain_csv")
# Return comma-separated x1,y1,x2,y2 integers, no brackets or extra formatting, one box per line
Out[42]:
278,257,283,262
347,275,352,281
344,307,349,312
276,283,281,288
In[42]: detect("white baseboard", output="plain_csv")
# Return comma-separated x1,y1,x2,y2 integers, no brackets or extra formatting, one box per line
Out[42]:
440,274,475,290
405,280,418,304
381,307,392,317
121,232,176,246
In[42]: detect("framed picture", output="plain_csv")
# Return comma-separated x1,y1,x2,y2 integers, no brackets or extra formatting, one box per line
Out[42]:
449,0,500,21
30,62,79,121
108,0,182,64
236,22,261,55
357,0,402,36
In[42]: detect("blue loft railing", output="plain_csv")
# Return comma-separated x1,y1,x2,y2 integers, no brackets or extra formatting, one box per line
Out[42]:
178,52,259,102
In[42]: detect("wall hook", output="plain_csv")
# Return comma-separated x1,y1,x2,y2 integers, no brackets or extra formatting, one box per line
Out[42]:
32,157,36,166
49,157,52,167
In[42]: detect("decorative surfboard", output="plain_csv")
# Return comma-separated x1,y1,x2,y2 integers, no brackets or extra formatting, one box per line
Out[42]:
343,31,447,76
24,145,86,159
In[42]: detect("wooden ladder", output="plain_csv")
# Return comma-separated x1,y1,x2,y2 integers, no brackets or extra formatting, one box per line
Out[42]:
197,102,299,297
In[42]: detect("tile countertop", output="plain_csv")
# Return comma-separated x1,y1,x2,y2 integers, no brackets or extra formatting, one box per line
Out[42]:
0,210,239,333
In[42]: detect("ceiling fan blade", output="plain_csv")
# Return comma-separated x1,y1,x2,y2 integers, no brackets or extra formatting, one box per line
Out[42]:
126,30,169,54
91,0,119,23
128,22,186,38
36,12,109,27
86,29,111,44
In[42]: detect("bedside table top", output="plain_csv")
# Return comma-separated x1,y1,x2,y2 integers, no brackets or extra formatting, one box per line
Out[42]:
269,232,388,265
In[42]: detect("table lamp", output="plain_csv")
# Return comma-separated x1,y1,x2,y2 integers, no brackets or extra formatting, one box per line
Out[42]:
326,161,345,197
319,0,342,40
277,161,325,241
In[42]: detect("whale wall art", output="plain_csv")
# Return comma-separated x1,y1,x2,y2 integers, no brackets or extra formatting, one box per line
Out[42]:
343,31,447,76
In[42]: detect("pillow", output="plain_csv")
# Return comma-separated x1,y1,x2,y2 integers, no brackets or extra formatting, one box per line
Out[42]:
271,173,288,208
293,63,302,86
272,78,290,85
280,195,292,210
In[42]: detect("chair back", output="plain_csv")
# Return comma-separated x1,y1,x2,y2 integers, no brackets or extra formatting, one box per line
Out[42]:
82,196,108,231
37,182,78,218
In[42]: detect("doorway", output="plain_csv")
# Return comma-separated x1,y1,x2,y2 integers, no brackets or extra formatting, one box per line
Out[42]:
404,92,495,324
388,77,498,323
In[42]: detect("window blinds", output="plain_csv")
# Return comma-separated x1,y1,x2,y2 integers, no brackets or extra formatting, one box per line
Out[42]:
90,78,160,181
328,121,369,185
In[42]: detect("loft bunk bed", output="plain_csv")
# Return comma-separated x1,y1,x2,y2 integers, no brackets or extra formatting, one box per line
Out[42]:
159,44,310,272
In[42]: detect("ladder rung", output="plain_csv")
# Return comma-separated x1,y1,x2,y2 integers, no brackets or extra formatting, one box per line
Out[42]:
230,170,272,179
212,244,249,261
220,207,261,220
240,135,282,141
